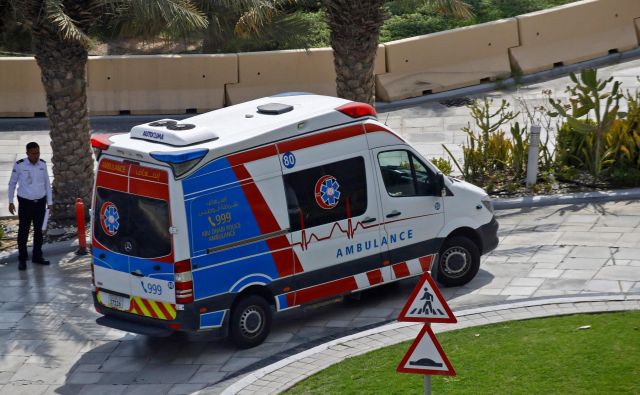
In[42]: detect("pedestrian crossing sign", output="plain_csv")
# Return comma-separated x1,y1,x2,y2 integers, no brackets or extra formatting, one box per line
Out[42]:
398,273,456,323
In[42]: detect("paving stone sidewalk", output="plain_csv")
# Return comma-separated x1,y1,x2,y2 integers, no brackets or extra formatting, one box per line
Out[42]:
1,200,638,394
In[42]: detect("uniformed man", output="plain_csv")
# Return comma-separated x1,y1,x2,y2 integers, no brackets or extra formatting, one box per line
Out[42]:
8,142,53,271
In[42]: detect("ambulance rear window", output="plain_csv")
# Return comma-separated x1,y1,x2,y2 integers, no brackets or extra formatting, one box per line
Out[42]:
93,188,171,258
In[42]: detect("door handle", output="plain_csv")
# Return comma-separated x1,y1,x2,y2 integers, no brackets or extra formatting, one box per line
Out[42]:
361,216,376,224
130,271,144,277
386,210,402,218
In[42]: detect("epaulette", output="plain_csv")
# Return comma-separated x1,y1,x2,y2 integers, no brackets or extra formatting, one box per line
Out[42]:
16,159,24,164
39,159,46,163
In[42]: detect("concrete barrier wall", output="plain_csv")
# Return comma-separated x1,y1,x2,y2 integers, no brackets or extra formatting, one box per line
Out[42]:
510,0,640,74
2,0,640,115
88,54,237,115
226,47,385,105
376,19,518,102
0,58,46,117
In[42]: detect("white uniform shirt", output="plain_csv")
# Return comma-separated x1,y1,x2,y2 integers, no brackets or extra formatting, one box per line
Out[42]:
8,158,53,205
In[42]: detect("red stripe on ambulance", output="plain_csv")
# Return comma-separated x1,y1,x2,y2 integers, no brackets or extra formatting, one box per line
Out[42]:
366,269,383,286
392,262,411,279
295,276,358,305
277,125,364,152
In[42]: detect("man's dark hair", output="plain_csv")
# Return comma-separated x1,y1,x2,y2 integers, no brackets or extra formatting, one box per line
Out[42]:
26,142,39,150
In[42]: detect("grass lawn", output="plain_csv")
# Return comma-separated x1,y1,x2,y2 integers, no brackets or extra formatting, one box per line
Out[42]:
285,311,640,394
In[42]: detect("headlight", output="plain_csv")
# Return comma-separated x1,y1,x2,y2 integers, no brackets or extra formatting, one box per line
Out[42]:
481,197,494,214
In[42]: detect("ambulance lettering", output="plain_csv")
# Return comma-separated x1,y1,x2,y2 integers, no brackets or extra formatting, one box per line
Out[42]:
336,229,414,258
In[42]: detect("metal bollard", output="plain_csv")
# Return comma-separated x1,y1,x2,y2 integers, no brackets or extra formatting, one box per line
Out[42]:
75,198,88,255
526,125,541,187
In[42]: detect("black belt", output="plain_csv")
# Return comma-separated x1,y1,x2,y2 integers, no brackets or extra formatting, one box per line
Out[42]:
18,196,46,203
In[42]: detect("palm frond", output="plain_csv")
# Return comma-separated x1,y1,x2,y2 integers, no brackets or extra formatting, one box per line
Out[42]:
234,2,278,36
44,0,92,44
113,0,207,38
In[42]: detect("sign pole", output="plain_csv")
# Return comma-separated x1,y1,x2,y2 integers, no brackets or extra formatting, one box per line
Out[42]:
424,375,431,395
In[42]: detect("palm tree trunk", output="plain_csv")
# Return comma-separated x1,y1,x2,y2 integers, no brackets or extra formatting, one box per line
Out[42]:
324,0,386,105
31,23,94,224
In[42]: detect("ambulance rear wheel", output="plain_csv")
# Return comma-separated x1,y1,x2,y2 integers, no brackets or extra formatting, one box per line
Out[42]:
230,294,272,349
433,236,479,287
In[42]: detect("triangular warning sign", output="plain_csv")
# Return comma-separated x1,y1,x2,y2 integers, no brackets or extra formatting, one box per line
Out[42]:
397,325,456,376
398,273,456,323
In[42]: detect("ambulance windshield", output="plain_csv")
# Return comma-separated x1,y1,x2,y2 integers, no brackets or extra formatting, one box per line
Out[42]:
93,187,171,258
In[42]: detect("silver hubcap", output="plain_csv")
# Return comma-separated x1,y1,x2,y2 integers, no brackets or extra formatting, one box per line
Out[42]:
441,247,470,278
239,306,263,338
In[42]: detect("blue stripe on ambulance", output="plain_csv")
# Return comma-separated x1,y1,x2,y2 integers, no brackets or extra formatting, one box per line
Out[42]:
182,158,240,198
192,248,279,299
128,256,174,281
276,294,289,310
200,310,227,329
183,156,283,300
92,246,129,272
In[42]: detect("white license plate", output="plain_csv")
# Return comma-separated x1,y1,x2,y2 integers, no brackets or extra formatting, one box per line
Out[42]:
100,291,130,311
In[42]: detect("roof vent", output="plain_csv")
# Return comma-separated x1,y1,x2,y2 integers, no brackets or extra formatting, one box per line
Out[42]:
130,119,217,146
167,123,195,131
257,103,294,115
149,120,177,127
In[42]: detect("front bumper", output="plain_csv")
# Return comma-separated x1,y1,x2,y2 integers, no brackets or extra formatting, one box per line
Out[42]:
478,216,499,254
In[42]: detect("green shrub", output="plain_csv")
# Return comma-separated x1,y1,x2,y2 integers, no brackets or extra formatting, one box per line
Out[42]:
431,157,453,175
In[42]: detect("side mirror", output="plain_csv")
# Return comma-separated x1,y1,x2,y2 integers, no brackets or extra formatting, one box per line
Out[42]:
435,173,445,197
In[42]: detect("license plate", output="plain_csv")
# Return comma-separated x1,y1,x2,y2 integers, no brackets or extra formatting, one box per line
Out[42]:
100,291,130,311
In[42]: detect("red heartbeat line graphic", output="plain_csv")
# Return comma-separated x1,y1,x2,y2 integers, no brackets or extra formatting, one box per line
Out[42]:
294,198,378,251
295,217,379,251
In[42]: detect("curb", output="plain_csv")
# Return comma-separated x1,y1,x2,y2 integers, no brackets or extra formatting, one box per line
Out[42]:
493,187,640,210
214,293,640,395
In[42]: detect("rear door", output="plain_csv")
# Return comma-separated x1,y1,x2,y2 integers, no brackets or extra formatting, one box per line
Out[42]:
92,158,176,315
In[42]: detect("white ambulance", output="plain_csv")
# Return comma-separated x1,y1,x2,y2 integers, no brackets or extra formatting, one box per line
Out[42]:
90,93,498,348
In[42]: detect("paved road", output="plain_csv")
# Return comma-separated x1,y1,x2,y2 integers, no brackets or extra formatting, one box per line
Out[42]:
0,200,639,394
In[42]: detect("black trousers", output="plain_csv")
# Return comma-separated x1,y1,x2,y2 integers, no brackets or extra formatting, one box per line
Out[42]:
17,196,46,263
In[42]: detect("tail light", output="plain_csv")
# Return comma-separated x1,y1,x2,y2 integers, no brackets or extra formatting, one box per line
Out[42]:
174,259,194,304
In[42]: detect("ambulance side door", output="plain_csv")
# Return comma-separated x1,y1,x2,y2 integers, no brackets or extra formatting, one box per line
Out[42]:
372,146,445,277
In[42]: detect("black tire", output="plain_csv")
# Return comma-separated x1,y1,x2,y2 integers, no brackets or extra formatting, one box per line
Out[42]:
433,236,480,287
229,294,272,349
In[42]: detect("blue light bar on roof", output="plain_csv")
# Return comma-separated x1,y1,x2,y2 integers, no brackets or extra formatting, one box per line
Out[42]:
150,148,209,178
150,148,209,164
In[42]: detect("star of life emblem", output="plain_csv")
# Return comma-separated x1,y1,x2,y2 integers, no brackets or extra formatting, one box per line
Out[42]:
314,175,341,209
100,202,120,236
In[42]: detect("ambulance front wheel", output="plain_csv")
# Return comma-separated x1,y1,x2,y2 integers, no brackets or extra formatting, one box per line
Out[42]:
230,294,272,349
433,236,480,287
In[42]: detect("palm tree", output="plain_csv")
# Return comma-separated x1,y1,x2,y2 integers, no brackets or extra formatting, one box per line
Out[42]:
323,0,471,105
197,0,310,53
7,1,206,223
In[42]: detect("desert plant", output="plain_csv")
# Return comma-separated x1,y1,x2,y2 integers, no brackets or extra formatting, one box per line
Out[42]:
431,157,453,175
548,68,625,179
444,98,517,185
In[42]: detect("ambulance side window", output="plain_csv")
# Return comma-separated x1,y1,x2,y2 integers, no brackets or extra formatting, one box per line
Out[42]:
378,150,434,197
284,157,367,231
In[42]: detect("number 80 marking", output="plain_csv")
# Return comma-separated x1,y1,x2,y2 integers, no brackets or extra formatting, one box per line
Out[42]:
282,152,296,169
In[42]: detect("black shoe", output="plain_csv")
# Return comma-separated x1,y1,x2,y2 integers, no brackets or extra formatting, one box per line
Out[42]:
18,261,26,271
32,259,50,265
